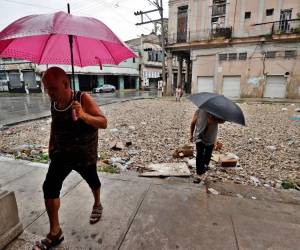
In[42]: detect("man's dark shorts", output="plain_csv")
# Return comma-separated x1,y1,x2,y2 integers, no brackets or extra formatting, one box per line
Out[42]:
43,152,101,199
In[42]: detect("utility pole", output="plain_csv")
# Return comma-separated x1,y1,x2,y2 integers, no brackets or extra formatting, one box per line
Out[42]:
134,0,170,95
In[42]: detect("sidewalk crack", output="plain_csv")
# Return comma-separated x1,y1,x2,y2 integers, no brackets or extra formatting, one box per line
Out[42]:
116,182,152,250
230,215,240,250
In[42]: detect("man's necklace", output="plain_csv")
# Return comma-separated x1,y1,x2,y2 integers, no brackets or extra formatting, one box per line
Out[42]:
53,91,74,112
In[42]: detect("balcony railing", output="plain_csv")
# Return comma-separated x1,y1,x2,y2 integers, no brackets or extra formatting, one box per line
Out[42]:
211,27,232,38
272,19,300,35
212,5,226,16
169,27,232,45
177,32,187,43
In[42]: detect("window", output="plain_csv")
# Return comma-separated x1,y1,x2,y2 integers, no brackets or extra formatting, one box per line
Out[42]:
265,51,276,59
1,58,12,62
219,54,228,61
211,17,219,23
266,9,274,16
239,53,247,60
228,53,237,61
245,12,251,19
0,71,6,80
285,50,297,59
133,57,135,63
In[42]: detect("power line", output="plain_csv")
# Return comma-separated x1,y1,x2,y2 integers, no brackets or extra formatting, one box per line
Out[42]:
1,0,60,10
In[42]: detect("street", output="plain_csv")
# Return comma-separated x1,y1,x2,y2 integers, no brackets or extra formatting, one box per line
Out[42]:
0,91,157,128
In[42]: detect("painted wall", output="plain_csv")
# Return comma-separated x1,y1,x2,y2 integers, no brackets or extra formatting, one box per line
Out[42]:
191,42,300,98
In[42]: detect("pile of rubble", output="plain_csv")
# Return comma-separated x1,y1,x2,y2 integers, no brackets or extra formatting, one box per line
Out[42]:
0,99,299,189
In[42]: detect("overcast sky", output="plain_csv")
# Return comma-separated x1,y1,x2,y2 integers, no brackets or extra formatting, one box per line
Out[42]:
0,0,169,41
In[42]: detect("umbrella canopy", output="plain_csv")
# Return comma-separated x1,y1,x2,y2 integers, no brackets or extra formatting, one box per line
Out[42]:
0,11,136,67
188,92,246,126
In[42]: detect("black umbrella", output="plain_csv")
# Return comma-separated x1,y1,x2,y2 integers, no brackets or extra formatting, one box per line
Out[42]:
188,92,246,126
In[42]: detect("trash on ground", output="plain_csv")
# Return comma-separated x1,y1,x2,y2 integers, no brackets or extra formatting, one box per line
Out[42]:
266,145,277,151
250,176,261,186
208,188,219,195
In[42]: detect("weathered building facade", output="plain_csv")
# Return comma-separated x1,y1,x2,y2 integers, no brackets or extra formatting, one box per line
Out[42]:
167,0,300,98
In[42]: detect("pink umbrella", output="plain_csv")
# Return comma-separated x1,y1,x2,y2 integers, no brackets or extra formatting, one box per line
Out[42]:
0,9,137,88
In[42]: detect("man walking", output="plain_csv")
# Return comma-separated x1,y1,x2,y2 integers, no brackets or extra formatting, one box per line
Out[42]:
190,109,224,175
33,67,107,250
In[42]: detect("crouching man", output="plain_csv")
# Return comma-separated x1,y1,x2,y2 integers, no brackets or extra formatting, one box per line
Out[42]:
190,109,224,175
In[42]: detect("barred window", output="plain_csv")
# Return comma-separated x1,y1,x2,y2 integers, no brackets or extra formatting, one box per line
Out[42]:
228,53,237,61
219,54,228,61
265,51,276,59
285,50,296,59
239,53,247,60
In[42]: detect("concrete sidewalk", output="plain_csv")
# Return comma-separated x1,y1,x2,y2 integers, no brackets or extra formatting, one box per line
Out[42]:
1,156,300,250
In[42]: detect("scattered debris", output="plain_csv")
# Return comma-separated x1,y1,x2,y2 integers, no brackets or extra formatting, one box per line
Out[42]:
236,194,243,198
0,99,299,190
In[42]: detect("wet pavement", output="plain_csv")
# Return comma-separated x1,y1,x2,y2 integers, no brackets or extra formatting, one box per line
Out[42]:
0,91,157,127
2,156,300,250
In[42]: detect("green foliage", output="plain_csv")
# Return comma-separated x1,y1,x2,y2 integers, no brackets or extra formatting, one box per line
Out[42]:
281,180,296,189
33,152,49,164
97,164,120,174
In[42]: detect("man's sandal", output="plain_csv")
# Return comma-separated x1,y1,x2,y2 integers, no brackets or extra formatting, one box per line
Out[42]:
32,229,64,250
90,204,103,224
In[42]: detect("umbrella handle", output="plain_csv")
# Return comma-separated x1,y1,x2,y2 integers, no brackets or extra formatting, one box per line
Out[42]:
72,90,78,121
72,109,78,121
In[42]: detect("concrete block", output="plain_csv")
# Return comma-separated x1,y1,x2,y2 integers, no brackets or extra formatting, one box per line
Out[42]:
0,190,23,249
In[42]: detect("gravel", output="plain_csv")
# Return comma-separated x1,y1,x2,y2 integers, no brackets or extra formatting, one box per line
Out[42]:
0,98,299,189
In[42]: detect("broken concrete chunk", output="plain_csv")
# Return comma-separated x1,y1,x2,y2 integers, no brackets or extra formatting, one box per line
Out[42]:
219,153,239,167
139,163,191,177
214,141,223,151
173,145,194,158
109,140,125,151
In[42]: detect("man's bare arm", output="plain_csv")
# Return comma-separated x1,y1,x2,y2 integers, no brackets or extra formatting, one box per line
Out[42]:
190,112,197,142
73,93,107,129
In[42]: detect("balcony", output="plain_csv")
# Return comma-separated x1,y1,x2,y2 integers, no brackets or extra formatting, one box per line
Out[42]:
211,27,232,38
272,19,300,35
177,32,187,43
168,27,232,45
